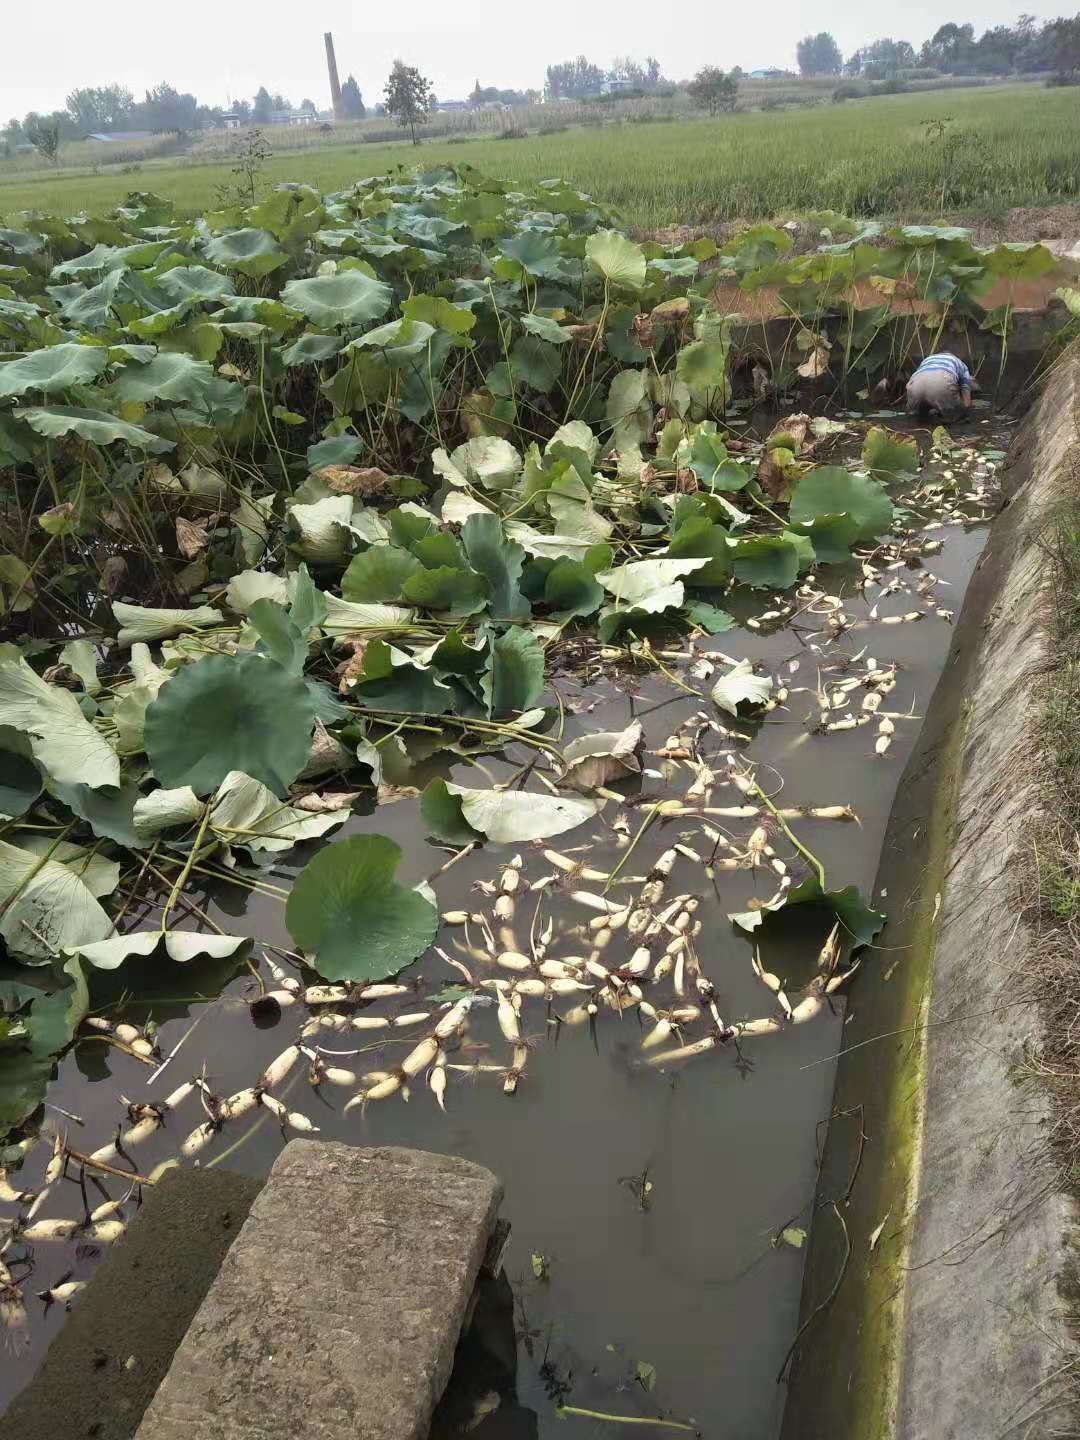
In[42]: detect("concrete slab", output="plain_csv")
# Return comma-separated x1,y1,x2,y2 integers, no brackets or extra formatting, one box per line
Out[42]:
0,1165,261,1440
135,1142,502,1440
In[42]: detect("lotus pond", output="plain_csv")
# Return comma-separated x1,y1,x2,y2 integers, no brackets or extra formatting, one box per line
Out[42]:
0,165,1031,1433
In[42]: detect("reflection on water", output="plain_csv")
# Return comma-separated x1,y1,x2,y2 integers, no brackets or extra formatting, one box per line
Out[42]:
0,410,1015,1438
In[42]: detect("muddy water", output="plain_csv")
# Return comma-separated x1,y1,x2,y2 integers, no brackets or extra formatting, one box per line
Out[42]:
0,410,1016,1437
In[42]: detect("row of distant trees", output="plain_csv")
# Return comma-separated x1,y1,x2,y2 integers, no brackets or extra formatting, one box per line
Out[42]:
798,15,1080,78
544,55,666,99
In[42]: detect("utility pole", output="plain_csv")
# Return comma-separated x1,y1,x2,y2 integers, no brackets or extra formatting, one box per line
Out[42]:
325,31,344,122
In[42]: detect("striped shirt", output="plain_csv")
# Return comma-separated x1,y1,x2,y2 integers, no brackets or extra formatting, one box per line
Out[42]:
912,353,973,392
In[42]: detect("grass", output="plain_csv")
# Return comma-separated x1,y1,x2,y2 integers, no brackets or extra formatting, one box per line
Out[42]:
1,85,1078,232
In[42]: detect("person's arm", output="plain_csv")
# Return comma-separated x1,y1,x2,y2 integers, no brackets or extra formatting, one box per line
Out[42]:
959,360,974,407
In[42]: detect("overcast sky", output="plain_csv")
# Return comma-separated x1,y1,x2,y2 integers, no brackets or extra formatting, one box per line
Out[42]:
3,1,1061,118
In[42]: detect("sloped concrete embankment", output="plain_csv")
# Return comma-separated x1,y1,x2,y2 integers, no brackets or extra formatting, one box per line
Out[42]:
784,350,1080,1440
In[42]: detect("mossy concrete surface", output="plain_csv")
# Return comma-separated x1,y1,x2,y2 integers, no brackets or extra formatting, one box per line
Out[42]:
0,1165,261,1440
784,349,1080,1440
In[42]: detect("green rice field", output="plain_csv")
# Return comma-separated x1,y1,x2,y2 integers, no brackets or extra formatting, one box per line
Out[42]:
1,83,1077,230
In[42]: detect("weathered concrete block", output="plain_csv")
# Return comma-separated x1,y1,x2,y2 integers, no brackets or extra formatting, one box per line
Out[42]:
0,1165,261,1440
135,1143,503,1440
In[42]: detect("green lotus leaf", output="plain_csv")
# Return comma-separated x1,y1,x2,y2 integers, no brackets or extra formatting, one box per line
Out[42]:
727,534,803,589
675,339,729,391
144,652,317,796
70,930,249,971
401,564,490,616
0,956,88,1136
436,436,522,492
981,242,1056,281
0,343,110,399
248,599,308,675
734,876,885,948
307,432,362,469
208,770,346,859
281,271,393,328
349,639,452,714
126,301,197,338
509,335,563,394
0,727,42,820
861,427,918,479
442,782,600,844
687,431,751,490
155,265,236,304
402,294,477,335
420,779,483,844
284,333,344,366
285,834,437,983
586,230,646,290
711,658,773,715
498,230,568,280
792,513,861,565
203,228,288,277
0,652,119,790
342,545,422,603
684,600,736,633
598,558,707,606
520,313,572,346
461,513,530,623
0,839,114,963
482,626,544,717
542,557,604,619
112,601,223,647
0,228,45,257
14,405,174,453
789,466,894,541
606,368,652,450
51,780,142,849
350,316,435,364
112,351,215,405
666,517,730,587
287,494,353,565
49,271,126,328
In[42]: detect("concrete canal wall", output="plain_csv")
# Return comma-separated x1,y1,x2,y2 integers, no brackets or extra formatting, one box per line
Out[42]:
785,346,1080,1439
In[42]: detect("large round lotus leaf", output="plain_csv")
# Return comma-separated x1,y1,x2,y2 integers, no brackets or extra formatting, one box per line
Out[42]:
144,652,316,796
0,344,109,399
285,834,437,982
13,405,174,453
789,466,894,541
586,230,646,290
155,265,236,304
281,272,393,329
112,352,215,405
203,228,288,277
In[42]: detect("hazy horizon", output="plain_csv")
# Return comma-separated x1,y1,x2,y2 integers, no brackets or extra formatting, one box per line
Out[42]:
5,1,1065,120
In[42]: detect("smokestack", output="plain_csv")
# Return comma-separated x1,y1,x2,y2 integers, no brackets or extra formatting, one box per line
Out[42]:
325,31,344,122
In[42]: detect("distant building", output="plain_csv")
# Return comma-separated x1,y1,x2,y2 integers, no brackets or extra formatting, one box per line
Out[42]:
221,113,243,130
85,130,156,143
266,109,318,126
600,77,636,95
435,99,467,111
749,67,789,79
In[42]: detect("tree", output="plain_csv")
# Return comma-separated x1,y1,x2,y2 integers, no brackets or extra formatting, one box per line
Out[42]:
65,84,134,134
137,83,198,133
252,87,274,124
383,60,435,144
544,56,606,99
687,66,738,115
232,99,252,123
922,22,976,71
27,118,61,165
797,33,843,76
300,98,317,116
1044,14,1080,76
644,56,662,88
340,75,366,119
